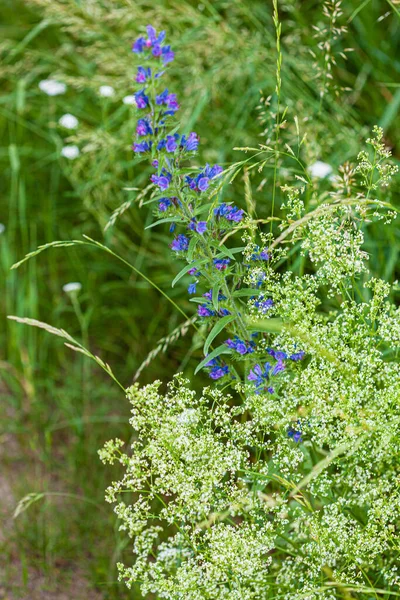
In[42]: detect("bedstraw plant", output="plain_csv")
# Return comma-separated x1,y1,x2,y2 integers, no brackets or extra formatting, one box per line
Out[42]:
97,24,400,600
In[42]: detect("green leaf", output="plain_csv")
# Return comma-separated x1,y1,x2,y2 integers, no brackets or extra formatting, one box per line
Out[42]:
172,259,207,288
187,236,199,262
247,318,283,333
203,314,236,356
194,344,232,375
212,283,220,311
233,288,261,297
145,217,181,230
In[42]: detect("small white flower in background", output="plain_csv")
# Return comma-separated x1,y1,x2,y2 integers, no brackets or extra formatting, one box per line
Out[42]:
61,145,80,160
0,223,5,235
38,79,67,96
99,85,115,98
308,161,333,179
62,282,82,294
122,95,136,105
59,113,79,129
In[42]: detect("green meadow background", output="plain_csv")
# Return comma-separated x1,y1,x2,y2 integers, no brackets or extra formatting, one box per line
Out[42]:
1,0,399,597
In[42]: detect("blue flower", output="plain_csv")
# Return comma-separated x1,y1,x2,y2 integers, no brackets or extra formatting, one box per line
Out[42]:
170,234,189,252
186,164,223,193
267,349,287,360
158,198,172,212
248,363,272,393
254,296,274,314
136,119,153,136
156,89,179,114
188,219,207,235
225,336,255,355
162,45,175,64
133,141,152,153
288,427,303,443
188,282,197,294
203,290,226,302
214,203,244,223
180,132,199,152
251,246,270,261
213,258,230,271
132,37,146,53
290,351,305,361
204,358,229,380
135,90,149,109
136,66,151,83
198,304,215,317
151,169,172,191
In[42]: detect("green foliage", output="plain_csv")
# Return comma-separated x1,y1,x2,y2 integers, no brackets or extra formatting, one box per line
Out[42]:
1,0,400,598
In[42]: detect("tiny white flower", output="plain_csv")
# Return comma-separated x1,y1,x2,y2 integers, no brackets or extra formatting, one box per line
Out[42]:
122,95,136,105
0,223,5,235
99,85,115,98
308,161,333,179
38,79,67,96
61,145,80,160
59,113,79,129
62,282,82,293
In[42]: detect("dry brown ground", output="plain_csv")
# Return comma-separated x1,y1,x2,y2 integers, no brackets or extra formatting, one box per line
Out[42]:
0,426,104,600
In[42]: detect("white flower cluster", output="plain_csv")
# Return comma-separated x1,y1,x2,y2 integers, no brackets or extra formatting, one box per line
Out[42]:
100,128,400,598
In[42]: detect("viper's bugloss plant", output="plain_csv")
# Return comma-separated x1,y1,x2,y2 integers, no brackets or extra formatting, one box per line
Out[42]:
98,22,400,600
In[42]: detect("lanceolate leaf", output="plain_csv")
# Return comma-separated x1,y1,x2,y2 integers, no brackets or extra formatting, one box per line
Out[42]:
172,258,207,288
194,344,232,375
203,314,236,356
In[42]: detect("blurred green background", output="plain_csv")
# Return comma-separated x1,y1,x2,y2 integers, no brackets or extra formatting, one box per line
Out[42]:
1,0,399,597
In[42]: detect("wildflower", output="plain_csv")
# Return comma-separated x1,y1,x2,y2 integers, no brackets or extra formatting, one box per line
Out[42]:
205,358,229,380
267,349,287,360
188,219,207,234
290,351,305,361
122,95,136,105
62,282,82,293
203,290,226,301
225,336,255,355
38,79,66,96
253,296,274,314
214,203,244,222
0,223,5,234
251,247,270,261
99,85,115,98
58,114,78,129
156,89,179,114
135,90,149,109
288,427,303,443
308,160,333,179
248,363,272,393
151,169,172,191
213,258,230,271
189,267,202,276
272,359,285,375
198,304,215,317
170,234,189,252
61,145,80,160
161,45,175,65
188,282,197,294
180,132,199,152
158,198,172,212
133,141,152,153
136,66,151,83
219,308,231,316
186,164,223,192
152,159,159,168
136,119,153,136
